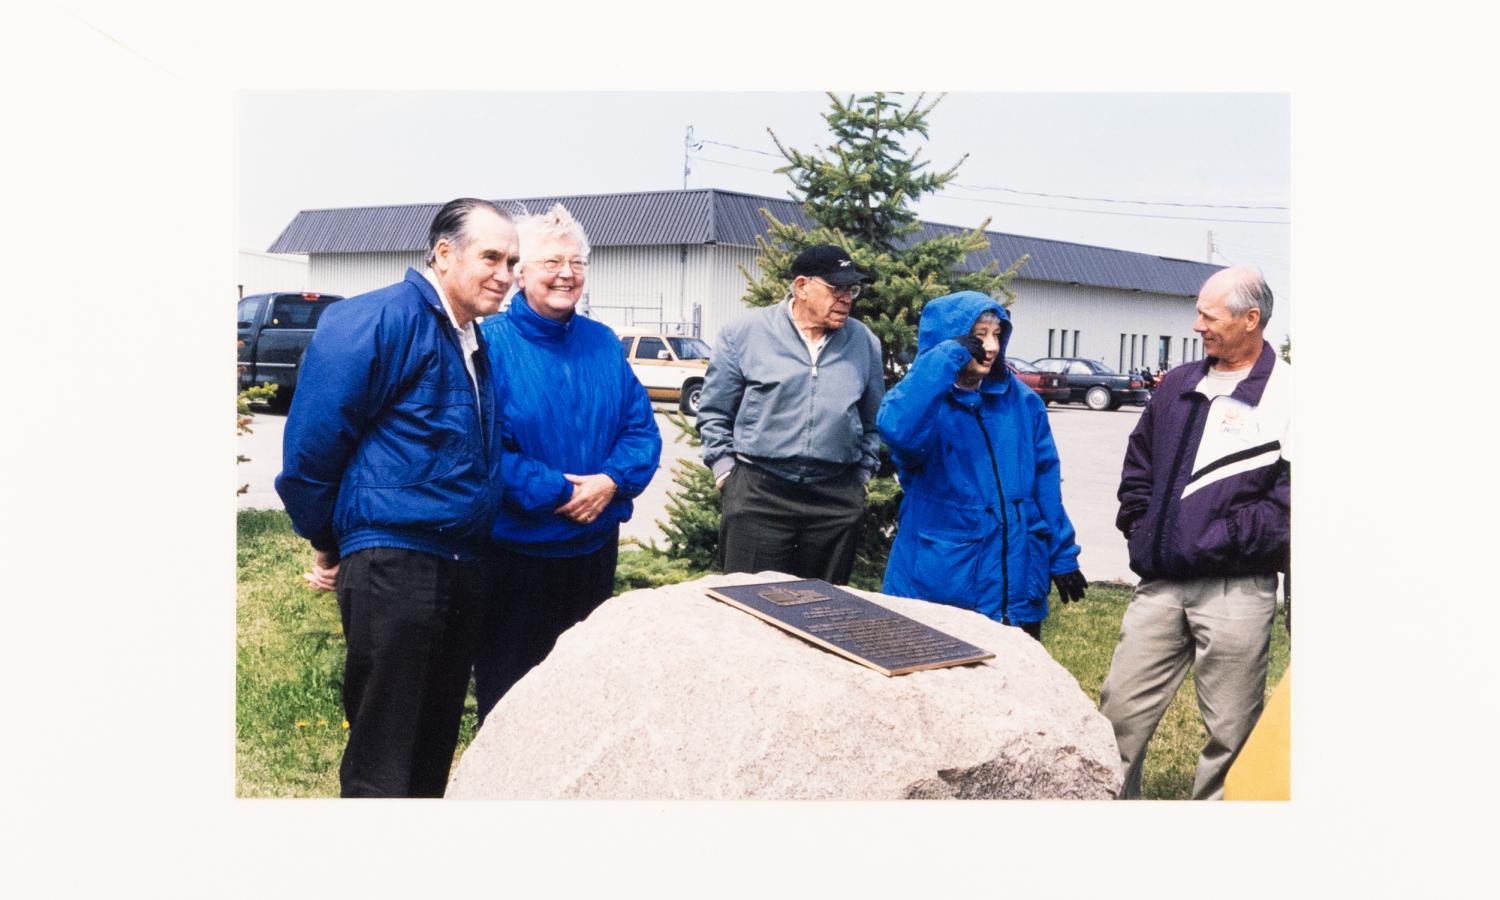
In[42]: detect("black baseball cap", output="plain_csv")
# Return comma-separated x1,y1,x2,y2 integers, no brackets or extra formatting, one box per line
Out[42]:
789,244,870,286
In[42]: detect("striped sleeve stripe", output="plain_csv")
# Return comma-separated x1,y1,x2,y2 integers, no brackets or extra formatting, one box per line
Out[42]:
1180,441,1282,499
1187,440,1281,486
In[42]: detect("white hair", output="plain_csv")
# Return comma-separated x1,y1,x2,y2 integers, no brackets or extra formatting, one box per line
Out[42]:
515,202,591,265
1223,269,1274,325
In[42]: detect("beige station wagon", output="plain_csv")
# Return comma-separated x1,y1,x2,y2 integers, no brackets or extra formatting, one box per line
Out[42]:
618,331,712,414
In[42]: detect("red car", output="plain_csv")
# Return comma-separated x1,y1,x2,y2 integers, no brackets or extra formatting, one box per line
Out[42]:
1006,357,1070,405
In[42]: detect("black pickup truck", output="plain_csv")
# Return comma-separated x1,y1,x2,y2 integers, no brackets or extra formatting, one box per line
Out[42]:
237,291,345,408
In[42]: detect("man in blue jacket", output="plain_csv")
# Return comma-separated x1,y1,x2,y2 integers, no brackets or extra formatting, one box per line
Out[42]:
275,198,519,797
1099,266,1291,800
697,245,885,585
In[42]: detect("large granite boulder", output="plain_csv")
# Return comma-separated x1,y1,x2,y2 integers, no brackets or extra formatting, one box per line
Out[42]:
448,572,1121,799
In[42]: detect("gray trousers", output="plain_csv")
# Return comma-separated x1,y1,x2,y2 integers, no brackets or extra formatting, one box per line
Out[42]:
718,463,865,585
1098,574,1277,800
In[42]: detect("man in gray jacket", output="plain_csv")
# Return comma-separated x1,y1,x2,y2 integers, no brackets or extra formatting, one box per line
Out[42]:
697,245,885,584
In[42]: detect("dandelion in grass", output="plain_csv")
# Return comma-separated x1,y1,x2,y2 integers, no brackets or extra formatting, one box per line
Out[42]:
295,720,308,729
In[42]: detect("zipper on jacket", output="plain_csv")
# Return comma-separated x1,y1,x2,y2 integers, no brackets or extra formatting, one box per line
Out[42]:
472,342,492,459
1151,395,1206,575
973,406,1011,624
439,315,487,456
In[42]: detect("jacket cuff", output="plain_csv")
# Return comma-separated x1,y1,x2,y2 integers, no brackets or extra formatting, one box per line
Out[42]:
550,474,575,507
710,456,737,482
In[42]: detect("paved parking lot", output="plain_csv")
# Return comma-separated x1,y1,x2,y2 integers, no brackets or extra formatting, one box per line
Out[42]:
238,400,1144,583
235,406,699,545
1042,403,1142,584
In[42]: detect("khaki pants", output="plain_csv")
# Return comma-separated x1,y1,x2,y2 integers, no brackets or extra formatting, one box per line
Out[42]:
1098,574,1277,800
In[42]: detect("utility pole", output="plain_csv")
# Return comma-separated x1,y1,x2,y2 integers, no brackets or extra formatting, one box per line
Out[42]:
682,125,703,190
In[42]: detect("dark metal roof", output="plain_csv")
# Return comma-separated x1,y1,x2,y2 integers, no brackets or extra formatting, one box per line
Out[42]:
910,220,1223,297
268,188,1220,296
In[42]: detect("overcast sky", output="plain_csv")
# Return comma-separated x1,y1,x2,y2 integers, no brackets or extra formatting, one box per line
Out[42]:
240,91,1290,348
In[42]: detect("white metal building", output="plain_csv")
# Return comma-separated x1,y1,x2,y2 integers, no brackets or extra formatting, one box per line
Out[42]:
268,188,1221,373
236,249,309,298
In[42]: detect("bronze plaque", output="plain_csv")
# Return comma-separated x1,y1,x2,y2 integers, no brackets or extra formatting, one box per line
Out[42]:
705,579,994,676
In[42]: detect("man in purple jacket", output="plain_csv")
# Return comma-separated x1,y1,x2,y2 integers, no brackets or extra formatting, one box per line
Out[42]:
1098,266,1290,800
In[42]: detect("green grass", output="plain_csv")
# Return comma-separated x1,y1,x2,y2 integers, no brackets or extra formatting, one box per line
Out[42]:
237,510,1288,799
1041,581,1291,800
236,509,350,797
235,510,484,797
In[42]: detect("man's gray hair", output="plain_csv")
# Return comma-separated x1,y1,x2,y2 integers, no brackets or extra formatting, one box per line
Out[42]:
516,202,591,266
425,197,511,267
1224,269,1274,326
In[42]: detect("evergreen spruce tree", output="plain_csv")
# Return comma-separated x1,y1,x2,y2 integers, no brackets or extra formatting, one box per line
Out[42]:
661,92,1027,589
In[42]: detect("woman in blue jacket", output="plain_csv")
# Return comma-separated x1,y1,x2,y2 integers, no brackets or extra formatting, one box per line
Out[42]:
878,291,1087,641
475,203,662,721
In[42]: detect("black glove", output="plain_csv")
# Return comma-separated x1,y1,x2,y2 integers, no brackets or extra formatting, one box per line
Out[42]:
1052,570,1088,603
953,335,986,364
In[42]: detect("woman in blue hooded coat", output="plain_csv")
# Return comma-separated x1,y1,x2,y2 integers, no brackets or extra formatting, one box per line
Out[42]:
878,291,1087,640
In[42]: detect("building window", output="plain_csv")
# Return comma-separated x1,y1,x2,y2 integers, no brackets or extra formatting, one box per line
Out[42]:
1073,330,1081,358
1048,329,1056,357
1118,334,1127,371
1158,336,1171,369
1181,336,1188,363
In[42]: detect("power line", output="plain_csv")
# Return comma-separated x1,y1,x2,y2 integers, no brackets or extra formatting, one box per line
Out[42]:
698,138,781,158
934,192,1290,225
1210,246,1290,278
683,135,1290,225
691,155,782,173
690,129,1289,213
1213,237,1290,260
948,181,1288,211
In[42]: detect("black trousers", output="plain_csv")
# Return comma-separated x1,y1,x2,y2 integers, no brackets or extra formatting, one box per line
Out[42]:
474,540,618,724
718,463,865,585
334,547,488,798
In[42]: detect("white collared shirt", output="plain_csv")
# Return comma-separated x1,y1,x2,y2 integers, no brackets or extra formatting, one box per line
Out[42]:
422,268,482,421
786,296,830,365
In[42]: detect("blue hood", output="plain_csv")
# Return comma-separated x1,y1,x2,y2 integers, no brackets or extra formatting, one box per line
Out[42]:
917,291,1012,386
878,289,1081,624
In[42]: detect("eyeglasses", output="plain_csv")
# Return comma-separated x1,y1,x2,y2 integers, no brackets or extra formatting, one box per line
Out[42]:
810,277,862,300
535,257,589,274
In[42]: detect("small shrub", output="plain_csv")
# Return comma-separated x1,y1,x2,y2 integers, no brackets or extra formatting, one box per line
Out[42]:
614,546,700,594
237,382,278,494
